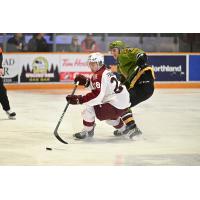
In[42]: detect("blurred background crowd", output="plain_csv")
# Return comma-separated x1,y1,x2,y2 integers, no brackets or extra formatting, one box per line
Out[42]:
0,33,200,53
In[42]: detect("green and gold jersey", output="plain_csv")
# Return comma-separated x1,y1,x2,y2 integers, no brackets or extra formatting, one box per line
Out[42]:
117,48,155,89
117,48,145,79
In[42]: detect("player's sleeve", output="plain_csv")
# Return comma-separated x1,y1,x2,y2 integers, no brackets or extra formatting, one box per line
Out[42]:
0,47,3,68
81,73,107,106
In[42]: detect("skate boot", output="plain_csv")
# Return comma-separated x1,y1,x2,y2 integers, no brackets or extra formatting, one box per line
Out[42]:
73,125,95,139
125,124,142,139
114,124,142,138
6,110,16,119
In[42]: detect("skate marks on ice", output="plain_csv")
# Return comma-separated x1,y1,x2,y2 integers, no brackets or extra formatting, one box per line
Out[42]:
71,134,145,144
0,118,11,121
0,116,16,121
114,154,200,166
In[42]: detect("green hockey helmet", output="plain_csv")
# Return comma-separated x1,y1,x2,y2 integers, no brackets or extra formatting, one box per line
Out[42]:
109,40,126,51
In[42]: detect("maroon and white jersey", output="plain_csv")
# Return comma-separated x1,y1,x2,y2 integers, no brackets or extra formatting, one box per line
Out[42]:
81,66,130,109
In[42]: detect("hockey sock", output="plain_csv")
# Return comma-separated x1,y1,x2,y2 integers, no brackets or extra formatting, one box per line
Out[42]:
83,120,95,132
121,109,136,128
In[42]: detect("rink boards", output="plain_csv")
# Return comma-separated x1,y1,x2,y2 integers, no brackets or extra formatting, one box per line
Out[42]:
2,52,200,89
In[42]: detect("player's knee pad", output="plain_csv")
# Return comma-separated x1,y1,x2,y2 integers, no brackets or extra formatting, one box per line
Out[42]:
82,106,95,122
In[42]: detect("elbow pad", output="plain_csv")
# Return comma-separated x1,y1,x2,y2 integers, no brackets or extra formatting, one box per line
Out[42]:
136,53,147,67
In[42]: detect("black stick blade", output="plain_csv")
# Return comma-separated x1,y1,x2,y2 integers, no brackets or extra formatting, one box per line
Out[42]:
54,130,68,144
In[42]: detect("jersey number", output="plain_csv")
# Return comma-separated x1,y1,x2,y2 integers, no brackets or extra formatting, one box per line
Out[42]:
95,82,101,88
111,77,123,94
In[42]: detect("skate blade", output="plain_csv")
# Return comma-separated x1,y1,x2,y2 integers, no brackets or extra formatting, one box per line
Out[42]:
123,132,143,140
73,137,94,141
132,134,143,141
8,117,16,120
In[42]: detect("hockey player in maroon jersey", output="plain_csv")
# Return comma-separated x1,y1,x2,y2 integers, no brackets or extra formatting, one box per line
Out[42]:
0,47,16,119
66,52,138,139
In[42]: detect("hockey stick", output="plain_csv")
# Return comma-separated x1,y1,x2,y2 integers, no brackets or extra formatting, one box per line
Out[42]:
53,81,79,144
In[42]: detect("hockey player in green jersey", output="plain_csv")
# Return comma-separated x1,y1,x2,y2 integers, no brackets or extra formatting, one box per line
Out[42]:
109,40,155,138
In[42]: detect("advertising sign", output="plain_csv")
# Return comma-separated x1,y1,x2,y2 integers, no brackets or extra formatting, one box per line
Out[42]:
189,55,200,81
2,54,20,83
20,54,60,82
1,53,192,84
60,54,90,82
148,55,187,81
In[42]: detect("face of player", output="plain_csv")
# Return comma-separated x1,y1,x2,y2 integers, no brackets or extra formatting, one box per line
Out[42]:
89,62,99,72
111,48,119,59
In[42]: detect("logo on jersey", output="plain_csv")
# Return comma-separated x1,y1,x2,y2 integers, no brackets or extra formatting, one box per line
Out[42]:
92,74,98,80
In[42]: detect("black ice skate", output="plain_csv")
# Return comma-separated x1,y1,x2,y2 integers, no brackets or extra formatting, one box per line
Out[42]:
114,124,142,139
73,125,95,139
6,110,16,119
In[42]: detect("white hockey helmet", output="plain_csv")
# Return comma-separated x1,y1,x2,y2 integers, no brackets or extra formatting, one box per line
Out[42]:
87,52,104,71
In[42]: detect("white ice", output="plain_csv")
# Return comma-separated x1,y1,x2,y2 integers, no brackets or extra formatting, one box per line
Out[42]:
0,88,200,165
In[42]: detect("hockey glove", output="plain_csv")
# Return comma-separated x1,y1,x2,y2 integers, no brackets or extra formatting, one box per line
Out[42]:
74,74,90,87
66,95,83,105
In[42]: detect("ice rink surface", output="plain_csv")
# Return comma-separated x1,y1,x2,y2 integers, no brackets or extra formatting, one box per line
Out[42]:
0,88,200,165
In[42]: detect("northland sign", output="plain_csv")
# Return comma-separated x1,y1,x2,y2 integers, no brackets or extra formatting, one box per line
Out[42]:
152,65,182,72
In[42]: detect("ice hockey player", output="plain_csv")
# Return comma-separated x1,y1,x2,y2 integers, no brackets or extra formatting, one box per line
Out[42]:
0,47,16,119
109,40,155,136
66,52,136,139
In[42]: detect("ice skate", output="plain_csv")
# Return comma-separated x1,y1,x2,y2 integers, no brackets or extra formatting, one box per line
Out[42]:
114,124,142,138
73,125,95,139
6,110,16,119
125,125,142,139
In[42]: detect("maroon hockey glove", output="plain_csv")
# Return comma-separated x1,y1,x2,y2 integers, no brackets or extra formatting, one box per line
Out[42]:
66,95,83,105
74,74,90,87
